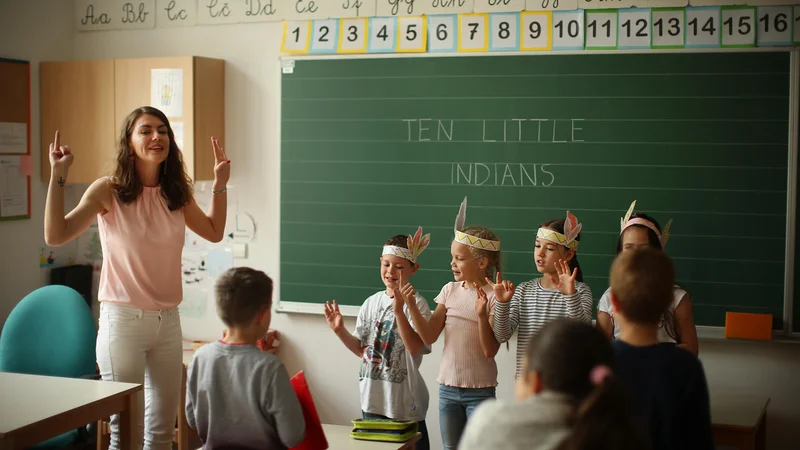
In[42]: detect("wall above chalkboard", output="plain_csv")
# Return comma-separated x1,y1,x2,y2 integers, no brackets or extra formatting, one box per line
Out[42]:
278,50,796,332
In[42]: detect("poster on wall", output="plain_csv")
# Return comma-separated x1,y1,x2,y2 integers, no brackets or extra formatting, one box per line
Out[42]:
150,68,183,117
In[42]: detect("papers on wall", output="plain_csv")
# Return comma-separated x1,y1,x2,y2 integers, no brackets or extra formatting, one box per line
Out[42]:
151,69,183,117
0,122,27,154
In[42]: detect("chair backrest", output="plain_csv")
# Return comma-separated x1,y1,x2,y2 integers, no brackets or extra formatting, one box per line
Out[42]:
0,285,96,377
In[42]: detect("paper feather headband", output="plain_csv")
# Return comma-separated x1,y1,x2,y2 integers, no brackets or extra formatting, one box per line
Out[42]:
382,226,431,264
453,197,501,251
619,200,673,247
537,211,582,251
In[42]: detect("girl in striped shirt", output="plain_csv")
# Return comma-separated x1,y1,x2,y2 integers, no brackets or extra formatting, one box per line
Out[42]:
400,197,504,450
492,212,594,379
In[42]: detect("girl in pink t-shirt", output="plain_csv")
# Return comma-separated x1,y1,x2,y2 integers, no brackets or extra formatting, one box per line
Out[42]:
402,197,513,450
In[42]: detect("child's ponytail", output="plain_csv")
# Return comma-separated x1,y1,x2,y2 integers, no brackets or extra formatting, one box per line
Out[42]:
526,319,650,450
557,368,651,450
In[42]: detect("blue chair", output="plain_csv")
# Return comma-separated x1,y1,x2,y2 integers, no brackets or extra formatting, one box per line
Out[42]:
0,285,98,448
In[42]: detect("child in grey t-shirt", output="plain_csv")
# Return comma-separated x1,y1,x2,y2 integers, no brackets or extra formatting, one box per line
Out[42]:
186,268,305,450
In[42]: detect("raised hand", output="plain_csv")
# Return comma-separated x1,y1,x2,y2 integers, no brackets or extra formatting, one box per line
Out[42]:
211,137,230,187
549,259,578,295
48,130,73,178
396,273,417,308
474,283,490,318
323,300,344,332
485,272,515,303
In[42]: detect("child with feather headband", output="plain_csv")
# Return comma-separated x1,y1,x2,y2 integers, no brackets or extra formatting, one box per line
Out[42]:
596,201,698,355
491,212,594,380
324,228,434,450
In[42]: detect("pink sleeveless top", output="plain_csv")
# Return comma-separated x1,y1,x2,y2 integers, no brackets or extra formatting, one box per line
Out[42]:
97,186,185,310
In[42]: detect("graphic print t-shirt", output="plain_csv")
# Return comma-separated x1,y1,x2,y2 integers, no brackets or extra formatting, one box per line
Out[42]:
353,291,432,422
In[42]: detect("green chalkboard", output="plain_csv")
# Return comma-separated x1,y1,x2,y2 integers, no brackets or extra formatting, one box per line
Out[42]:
280,51,792,328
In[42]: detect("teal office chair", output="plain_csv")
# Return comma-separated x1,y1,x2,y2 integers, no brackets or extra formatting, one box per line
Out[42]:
0,285,98,448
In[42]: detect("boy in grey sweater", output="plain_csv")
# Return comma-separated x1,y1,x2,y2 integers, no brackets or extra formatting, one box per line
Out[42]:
186,267,305,450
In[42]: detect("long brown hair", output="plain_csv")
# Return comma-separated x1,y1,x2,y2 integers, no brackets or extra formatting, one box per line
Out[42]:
109,107,193,211
526,319,650,450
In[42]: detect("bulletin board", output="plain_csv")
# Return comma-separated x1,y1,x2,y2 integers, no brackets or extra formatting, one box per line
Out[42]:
0,58,32,221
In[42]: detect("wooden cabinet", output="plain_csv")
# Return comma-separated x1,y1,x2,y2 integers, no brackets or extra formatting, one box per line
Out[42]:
40,56,224,184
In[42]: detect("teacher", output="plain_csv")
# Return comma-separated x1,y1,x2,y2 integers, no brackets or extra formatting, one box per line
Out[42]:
44,106,230,450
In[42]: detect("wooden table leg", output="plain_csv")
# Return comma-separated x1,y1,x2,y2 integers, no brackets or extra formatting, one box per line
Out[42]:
755,411,767,450
0,435,14,450
118,393,135,450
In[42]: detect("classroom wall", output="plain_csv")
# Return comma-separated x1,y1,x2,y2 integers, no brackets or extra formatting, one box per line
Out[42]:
0,0,76,325
1,1,799,448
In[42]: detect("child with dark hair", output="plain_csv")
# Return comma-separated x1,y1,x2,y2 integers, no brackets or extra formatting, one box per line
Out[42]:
460,318,649,450
493,212,594,379
185,267,305,450
609,248,714,450
597,201,699,355
324,228,433,450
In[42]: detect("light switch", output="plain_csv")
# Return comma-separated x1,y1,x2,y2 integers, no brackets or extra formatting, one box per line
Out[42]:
233,243,247,259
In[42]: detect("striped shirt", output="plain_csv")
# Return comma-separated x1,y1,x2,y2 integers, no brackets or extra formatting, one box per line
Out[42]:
436,281,498,389
493,279,593,378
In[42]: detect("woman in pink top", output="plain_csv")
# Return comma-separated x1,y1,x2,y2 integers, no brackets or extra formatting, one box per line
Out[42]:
44,106,230,450
401,197,514,450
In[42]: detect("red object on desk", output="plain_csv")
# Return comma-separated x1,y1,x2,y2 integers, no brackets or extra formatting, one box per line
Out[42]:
289,371,329,450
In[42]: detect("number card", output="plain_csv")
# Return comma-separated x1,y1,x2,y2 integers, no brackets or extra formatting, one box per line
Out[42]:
458,14,489,52
794,6,800,45
368,17,397,53
338,18,368,53
585,10,617,50
428,15,457,52
619,9,651,49
721,6,755,48
520,11,552,51
398,16,427,52
686,7,720,48
310,19,338,53
757,6,792,47
489,13,520,51
552,10,584,50
652,8,684,49
281,21,311,54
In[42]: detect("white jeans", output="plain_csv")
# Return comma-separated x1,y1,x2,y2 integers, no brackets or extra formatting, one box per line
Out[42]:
97,302,183,450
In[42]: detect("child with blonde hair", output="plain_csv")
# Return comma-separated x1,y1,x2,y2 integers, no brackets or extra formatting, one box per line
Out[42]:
492,212,593,379
401,197,502,450
324,228,433,450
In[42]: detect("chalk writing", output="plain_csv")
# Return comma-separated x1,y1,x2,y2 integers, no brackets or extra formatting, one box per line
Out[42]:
451,163,556,187
165,0,188,20
246,0,276,16
403,119,585,143
122,3,149,23
81,5,112,25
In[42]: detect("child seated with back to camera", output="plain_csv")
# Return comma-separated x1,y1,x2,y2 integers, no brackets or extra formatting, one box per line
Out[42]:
185,267,305,450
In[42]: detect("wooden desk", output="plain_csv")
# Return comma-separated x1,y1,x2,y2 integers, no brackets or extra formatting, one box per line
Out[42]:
711,393,770,450
322,424,420,450
0,372,140,450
